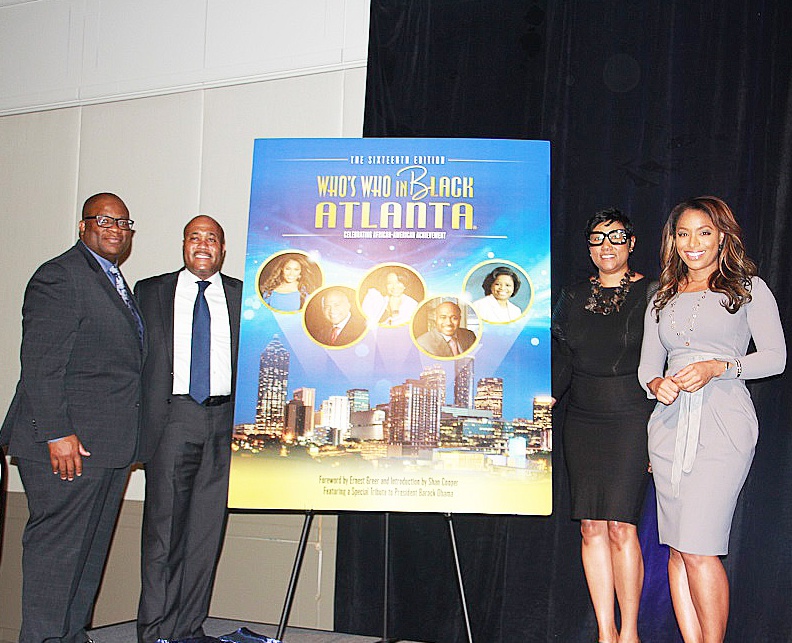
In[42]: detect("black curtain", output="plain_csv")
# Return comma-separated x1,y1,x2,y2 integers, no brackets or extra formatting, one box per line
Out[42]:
335,1,792,641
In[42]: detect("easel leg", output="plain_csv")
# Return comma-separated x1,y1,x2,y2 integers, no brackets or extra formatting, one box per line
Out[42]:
445,513,474,643
276,510,314,642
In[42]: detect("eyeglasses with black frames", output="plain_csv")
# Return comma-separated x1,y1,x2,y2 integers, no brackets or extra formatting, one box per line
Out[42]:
588,229,629,246
84,215,135,231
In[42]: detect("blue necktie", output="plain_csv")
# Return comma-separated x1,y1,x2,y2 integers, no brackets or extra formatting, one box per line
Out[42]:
190,281,211,404
108,264,144,347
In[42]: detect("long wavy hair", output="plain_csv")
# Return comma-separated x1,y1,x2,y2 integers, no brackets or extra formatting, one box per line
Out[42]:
653,196,756,318
259,253,317,305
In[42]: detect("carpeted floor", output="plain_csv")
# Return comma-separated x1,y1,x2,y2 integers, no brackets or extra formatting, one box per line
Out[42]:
87,618,423,643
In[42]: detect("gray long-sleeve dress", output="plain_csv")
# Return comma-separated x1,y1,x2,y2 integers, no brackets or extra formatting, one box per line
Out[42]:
638,276,785,555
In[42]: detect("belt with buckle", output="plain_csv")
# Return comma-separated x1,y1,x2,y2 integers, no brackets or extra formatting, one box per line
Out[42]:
172,394,231,407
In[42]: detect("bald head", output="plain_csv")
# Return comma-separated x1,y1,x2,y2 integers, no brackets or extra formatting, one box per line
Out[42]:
82,192,128,220
183,215,225,244
183,215,226,279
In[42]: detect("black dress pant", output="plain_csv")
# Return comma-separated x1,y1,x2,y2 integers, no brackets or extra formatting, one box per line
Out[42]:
18,459,128,643
137,397,232,643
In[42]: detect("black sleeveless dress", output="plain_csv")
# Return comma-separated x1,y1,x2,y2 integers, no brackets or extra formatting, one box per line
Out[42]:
552,278,654,524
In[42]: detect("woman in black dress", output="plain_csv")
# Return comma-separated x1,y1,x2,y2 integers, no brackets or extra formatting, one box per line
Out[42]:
553,208,654,643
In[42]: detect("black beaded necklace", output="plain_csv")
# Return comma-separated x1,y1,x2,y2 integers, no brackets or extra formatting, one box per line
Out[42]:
584,270,635,315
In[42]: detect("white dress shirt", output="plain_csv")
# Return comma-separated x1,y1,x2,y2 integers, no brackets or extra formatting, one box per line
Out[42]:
172,269,232,396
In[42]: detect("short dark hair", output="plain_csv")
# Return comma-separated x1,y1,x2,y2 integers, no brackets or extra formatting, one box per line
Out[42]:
383,268,409,287
584,207,634,239
82,192,127,219
481,266,521,297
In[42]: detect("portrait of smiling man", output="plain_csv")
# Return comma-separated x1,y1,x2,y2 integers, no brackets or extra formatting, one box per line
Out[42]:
307,286,367,347
133,215,242,643
416,299,476,358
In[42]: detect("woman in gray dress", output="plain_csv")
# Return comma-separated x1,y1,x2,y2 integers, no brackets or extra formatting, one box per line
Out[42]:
638,196,785,642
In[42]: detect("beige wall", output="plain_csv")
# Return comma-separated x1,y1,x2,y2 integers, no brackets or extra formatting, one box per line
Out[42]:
0,0,371,117
0,66,364,641
0,2,368,636
1,67,366,491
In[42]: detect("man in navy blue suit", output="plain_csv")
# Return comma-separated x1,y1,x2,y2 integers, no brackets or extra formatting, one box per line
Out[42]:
1,193,145,643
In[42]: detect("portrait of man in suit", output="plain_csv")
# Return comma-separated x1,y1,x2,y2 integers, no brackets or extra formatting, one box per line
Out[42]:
134,215,242,643
305,286,366,347
0,193,144,643
415,300,477,358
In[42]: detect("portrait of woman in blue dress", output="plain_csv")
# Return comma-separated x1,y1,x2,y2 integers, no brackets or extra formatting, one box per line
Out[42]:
258,252,320,312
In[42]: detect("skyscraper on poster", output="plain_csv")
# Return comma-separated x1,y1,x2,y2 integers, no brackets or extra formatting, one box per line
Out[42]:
230,138,551,515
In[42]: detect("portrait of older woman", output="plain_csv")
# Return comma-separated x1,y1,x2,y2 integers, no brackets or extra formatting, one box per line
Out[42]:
472,265,523,322
258,252,320,312
360,265,423,326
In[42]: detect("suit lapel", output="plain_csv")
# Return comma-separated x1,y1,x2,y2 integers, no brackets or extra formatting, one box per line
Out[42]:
76,243,141,344
159,271,179,368
222,274,242,368
434,329,452,357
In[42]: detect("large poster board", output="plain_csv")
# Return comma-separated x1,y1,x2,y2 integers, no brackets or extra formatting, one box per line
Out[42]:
229,138,551,515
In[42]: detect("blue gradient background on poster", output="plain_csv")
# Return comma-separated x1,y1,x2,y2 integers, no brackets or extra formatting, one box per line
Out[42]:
235,138,550,425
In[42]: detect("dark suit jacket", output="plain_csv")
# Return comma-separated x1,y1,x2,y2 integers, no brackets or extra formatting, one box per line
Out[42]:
133,269,242,463
316,314,367,346
416,327,476,357
1,242,144,468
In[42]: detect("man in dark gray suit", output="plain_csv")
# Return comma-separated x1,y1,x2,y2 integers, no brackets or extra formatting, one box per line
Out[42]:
134,215,241,643
1,193,144,643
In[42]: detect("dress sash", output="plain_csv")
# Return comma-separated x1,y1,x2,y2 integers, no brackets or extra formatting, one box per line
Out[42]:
666,352,729,497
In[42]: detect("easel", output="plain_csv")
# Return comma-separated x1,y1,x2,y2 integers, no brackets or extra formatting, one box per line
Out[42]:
274,511,474,643
275,510,315,642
